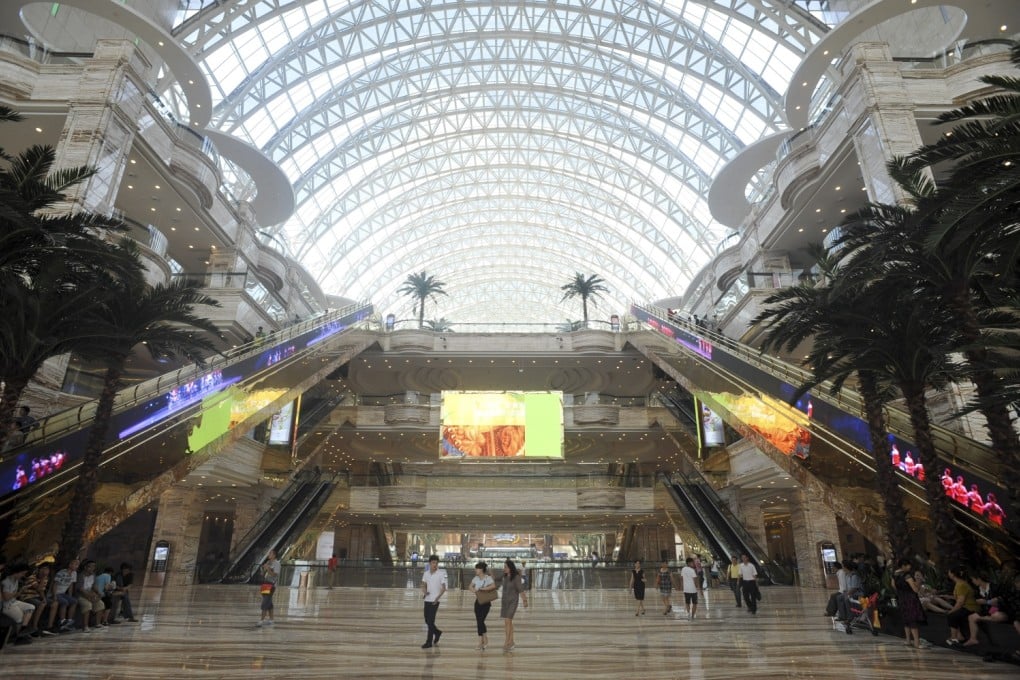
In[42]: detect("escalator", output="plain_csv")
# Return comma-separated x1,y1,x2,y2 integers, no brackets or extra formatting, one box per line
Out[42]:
0,303,374,547
662,475,774,585
219,469,336,584
631,304,1017,554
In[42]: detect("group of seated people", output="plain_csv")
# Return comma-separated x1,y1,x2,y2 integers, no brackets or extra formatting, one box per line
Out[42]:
825,555,1020,660
1,555,138,645
935,565,1020,658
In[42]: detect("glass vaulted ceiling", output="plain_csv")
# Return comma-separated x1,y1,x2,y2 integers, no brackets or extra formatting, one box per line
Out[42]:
174,0,824,324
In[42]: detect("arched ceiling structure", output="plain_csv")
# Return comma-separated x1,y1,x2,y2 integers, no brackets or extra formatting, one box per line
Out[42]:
173,0,826,324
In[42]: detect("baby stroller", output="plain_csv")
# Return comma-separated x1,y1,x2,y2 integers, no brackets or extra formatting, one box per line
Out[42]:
837,593,879,636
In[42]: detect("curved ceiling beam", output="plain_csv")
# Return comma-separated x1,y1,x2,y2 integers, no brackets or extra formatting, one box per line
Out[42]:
289,129,718,259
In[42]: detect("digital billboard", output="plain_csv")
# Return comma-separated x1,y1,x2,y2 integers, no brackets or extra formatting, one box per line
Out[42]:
440,391,563,459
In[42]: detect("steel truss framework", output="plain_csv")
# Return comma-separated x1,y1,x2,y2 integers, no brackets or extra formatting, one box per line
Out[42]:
174,0,824,322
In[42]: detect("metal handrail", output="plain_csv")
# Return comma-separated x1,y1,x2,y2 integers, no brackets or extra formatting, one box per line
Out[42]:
5,303,371,453
632,304,1001,480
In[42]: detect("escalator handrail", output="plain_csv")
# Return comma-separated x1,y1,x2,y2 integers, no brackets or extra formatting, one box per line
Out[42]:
633,303,1000,480
223,477,330,583
8,302,372,451
223,471,321,574
234,480,335,583
659,472,739,562
662,479,732,564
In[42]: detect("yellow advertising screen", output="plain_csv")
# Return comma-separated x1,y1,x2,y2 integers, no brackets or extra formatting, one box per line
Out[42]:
440,391,563,459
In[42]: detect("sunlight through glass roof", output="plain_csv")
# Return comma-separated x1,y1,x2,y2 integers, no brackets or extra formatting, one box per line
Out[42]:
174,0,825,324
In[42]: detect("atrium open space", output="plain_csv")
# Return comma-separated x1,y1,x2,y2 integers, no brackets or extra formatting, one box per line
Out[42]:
1,0,1019,677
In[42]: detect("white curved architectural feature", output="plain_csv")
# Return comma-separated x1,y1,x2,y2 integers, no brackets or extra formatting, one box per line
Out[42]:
708,132,791,228
204,129,295,227
786,0,1020,129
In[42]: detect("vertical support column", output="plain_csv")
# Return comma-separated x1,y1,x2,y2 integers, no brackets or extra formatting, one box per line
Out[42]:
733,490,768,555
229,492,267,559
145,487,204,587
789,489,840,589
840,42,926,205
52,40,151,215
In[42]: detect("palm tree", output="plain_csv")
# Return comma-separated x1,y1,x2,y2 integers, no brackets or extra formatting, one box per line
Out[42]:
0,108,130,450
397,271,447,329
753,247,913,560
883,46,1020,536
837,162,1020,539
56,263,222,564
423,318,455,332
560,273,609,327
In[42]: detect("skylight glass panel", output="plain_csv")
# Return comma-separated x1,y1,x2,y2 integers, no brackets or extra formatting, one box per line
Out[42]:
176,0,824,320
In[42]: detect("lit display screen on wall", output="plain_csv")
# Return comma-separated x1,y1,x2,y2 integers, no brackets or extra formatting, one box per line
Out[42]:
440,391,563,459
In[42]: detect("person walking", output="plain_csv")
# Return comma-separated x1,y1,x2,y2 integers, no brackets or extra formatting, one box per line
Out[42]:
469,561,497,650
727,555,742,607
629,559,646,616
500,559,528,651
420,555,447,649
326,553,338,589
657,560,674,615
739,554,759,614
257,549,281,627
680,557,700,619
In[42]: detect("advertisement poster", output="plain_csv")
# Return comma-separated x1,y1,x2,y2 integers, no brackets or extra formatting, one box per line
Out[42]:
440,391,563,459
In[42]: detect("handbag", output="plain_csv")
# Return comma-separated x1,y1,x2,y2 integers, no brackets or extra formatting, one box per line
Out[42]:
260,582,274,595
476,588,498,604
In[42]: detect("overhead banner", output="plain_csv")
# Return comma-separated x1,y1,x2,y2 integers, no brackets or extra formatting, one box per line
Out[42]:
440,391,564,459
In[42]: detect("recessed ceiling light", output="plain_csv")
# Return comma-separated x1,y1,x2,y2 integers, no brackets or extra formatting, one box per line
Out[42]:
154,184,160,189
194,227,200,231
35,127,42,133
176,207,182,212
127,185,133,189
834,186,841,191
150,207,156,212
158,41,164,46
188,245,194,249
797,228,804,232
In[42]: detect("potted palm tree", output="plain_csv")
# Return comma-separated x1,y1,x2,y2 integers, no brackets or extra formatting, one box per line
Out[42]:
398,272,447,329
560,273,609,329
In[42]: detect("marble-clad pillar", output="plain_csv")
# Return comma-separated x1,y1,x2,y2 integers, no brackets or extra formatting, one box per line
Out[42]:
52,40,151,215
840,42,925,205
789,489,840,589
145,487,204,587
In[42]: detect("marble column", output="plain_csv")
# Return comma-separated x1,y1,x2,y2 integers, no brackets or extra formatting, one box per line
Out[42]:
789,489,840,589
734,491,769,554
840,42,926,205
145,487,205,588
229,492,268,559
52,40,151,215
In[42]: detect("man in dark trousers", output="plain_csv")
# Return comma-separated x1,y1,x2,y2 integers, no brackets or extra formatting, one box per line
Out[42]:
419,555,447,648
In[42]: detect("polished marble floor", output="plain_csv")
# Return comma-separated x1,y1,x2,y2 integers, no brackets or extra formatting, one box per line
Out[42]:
2,584,1016,679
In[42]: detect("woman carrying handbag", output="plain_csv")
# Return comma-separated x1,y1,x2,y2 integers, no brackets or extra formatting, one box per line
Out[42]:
470,561,497,650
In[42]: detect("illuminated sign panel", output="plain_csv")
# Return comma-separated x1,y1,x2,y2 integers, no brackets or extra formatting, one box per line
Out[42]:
440,391,563,459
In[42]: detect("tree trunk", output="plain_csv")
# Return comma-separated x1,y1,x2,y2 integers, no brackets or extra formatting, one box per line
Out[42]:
948,288,1020,540
582,297,589,326
56,362,123,566
899,380,963,567
418,298,425,329
0,375,30,453
859,372,912,559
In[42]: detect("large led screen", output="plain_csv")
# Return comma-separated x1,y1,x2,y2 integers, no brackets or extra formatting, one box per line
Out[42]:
440,391,563,459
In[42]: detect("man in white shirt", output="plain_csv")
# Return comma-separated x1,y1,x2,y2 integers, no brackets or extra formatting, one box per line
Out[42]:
680,557,700,619
739,554,760,614
420,555,447,649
